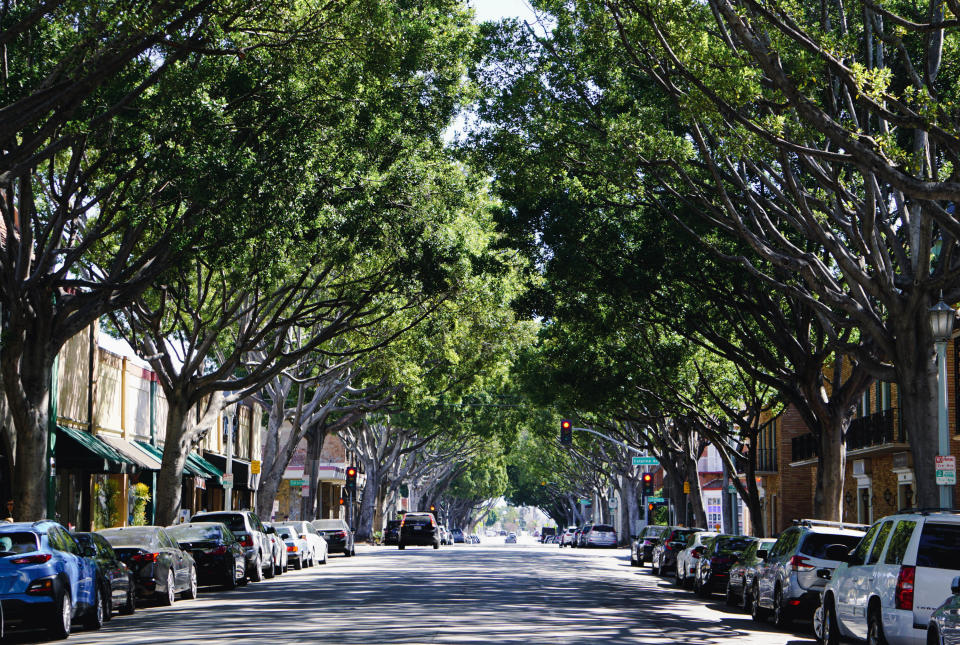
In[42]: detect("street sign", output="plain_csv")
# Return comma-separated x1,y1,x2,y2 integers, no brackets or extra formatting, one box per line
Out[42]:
632,456,659,466
300,485,310,497
936,455,957,485
727,484,736,494
251,460,261,474
683,481,691,494
578,498,591,505
222,473,234,487
647,496,665,503
289,479,306,487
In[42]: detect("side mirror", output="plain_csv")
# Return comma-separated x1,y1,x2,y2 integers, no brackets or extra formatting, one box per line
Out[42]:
266,526,277,535
756,549,768,561
694,545,706,553
82,545,97,558
825,543,851,563
952,576,960,595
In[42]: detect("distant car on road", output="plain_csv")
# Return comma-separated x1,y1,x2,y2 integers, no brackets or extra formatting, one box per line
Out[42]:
276,520,327,566
451,528,465,543
582,524,617,548
505,532,517,544
676,531,719,588
398,513,440,550
726,537,776,610
383,520,401,546
311,519,356,557
631,525,668,566
694,535,756,597
651,527,701,576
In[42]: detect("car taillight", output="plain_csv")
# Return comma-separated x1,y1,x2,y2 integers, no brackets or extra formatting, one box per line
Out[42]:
132,551,159,563
10,553,52,565
789,555,814,572
205,545,228,556
335,531,347,538
895,565,915,610
692,551,701,559
239,534,253,548
26,577,55,595
287,544,298,553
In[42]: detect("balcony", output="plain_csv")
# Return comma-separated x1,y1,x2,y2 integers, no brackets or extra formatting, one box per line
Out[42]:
756,447,777,473
790,408,907,464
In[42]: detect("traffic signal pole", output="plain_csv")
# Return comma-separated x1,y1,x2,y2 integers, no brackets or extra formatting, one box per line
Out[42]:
563,425,648,455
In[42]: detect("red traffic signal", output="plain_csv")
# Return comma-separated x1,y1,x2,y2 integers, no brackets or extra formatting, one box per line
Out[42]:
648,502,654,511
642,472,654,496
642,473,653,483
345,466,357,493
560,419,573,445
338,497,345,505
346,467,357,477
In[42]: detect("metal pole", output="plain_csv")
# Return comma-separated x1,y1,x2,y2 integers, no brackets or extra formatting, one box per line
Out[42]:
149,377,156,524
937,340,953,509
225,406,235,511
571,426,647,455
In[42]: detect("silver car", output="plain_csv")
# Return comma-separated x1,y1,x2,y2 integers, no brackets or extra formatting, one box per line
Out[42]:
276,521,328,566
928,576,960,645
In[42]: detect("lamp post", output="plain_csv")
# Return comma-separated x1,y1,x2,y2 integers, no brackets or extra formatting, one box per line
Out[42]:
929,294,956,509
224,402,237,511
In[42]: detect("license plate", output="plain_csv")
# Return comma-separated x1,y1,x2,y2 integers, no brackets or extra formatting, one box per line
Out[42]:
413,526,422,531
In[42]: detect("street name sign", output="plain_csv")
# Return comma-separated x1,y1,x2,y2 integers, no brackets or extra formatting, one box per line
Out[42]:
289,479,306,487
936,455,956,485
632,456,659,466
578,498,591,505
647,496,665,503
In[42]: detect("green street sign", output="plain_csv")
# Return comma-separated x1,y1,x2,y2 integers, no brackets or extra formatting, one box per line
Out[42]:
289,479,306,487
578,498,591,505
647,496,665,503
632,456,659,466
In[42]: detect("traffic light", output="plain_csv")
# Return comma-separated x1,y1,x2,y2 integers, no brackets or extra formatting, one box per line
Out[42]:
642,472,654,496
560,419,573,445
338,497,345,506
648,502,654,512
429,504,436,513
345,466,357,494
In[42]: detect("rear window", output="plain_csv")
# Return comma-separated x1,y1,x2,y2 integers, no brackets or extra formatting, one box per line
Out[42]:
0,532,39,555
99,528,160,548
404,515,432,526
593,525,615,532
884,520,916,565
670,529,695,542
167,525,223,542
313,520,345,530
274,527,296,539
193,514,246,533
916,523,960,570
800,533,863,558
716,537,754,554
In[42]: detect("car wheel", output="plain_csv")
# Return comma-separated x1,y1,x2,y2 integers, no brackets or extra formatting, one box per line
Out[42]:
251,553,263,582
651,556,660,575
928,625,941,645
867,606,888,645
273,558,282,576
751,584,768,623
182,566,198,600
102,583,113,622
696,575,710,598
82,584,104,630
160,570,176,606
321,550,328,564
773,586,790,628
49,586,72,640
725,581,735,606
120,582,136,615
237,565,249,586
264,553,275,579
675,564,684,586
398,543,405,550
821,597,840,645
813,604,825,642
434,541,440,550
225,563,238,590
293,556,303,570
741,581,752,612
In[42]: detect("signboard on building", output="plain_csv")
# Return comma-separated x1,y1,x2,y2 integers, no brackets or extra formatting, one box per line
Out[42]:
936,455,956,485
251,460,261,474
222,473,234,488
632,456,659,466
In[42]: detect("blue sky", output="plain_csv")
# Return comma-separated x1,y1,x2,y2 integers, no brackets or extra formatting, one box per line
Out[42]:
468,0,538,23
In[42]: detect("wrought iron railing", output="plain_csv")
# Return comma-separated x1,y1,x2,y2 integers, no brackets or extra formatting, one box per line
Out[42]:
791,433,818,462
790,408,905,462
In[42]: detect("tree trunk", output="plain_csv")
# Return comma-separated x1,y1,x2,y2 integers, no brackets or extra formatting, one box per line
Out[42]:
683,452,707,528
814,416,849,522
155,404,191,525
305,427,326,520
898,350,940,508
355,462,379,541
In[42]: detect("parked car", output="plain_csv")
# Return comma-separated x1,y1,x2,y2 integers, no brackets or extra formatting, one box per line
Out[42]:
272,524,310,570
0,521,101,638
276,520,327,565
559,527,578,547
694,535,756,597
631,525,669,566
576,523,594,548
726,537,777,610
99,526,197,606
438,526,451,545
927,575,960,645
751,519,865,628
166,522,246,589
451,528,465,544
73,531,136,618
312,518,356,556
398,512,440,549
676,531,719,588
191,510,275,581
505,532,517,544
264,524,287,575
651,527,701,576
582,524,617,548
384,520,402,546
540,527,556,543
818,511,960,645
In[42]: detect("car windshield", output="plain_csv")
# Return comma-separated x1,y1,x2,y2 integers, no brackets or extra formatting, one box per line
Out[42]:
671,529,696,541
193,514,246,533
313,520,344,530
99,528,159,548
274,527,297,539
386,521,401,529
716,537,754,554
800,533,863,558
166,525,223,542
0,532,39,555
593,525,615,532
916,523,960,570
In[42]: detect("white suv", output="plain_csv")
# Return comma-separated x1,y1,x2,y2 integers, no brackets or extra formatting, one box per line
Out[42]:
818,511,960,645
676,531,719,588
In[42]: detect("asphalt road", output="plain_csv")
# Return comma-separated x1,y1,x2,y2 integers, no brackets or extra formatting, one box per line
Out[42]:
12,541,818,644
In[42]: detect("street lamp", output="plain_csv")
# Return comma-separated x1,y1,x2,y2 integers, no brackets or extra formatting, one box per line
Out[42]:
929,293,955,509
223,401,238,511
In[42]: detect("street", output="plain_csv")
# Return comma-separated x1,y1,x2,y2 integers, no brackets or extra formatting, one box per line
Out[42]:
19,542,816,645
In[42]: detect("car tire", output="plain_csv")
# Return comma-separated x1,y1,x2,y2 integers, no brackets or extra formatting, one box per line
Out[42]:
102,582,113,622
293,557,303,570
264,553,275,579
225,564,238,590
773,586,790,628
82,583,104,630
751,583,768,623
49,586,72,640
182,566,198,600
274,558,282,576
741,581,752,612
696,575,710,598
250,554,263,582
237,570,249,587
927,625,940,645
867,605,888,645
821,597,840,645
120,582,136,615
651,556,660,575
725,581,735,606
675,564,684,586
160,570,176,606
434,542,440,550
321,550,328,564
398,543,405,550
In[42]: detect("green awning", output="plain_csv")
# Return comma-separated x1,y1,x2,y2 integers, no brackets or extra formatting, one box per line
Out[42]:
57,426,135,470
187,453,223,480
134,441,221,480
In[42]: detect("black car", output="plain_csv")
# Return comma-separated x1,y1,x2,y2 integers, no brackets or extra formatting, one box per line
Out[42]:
311,519,355,556
99,526,197,606
652,527,701,576
73,532,136,619
694,535,756,597
631,525,669,566
726,537,776,610
398,513,440,550
191,510,275,581
166,523,246,589
383,520,401,546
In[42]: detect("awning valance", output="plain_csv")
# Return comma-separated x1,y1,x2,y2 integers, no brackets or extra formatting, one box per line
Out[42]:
56,426,134,473
134,441,220,479
98,434,163,470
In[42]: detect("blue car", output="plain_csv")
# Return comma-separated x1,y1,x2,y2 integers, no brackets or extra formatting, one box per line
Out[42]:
0,520,102,639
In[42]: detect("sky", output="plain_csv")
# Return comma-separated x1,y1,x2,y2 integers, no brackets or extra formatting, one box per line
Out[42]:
468,0,539,23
